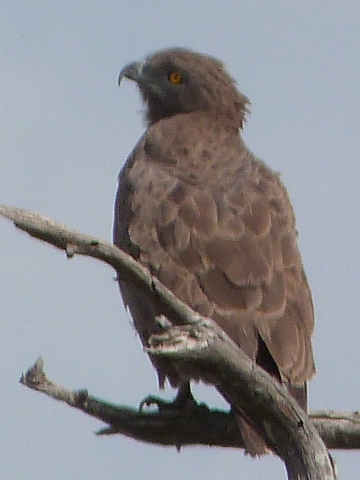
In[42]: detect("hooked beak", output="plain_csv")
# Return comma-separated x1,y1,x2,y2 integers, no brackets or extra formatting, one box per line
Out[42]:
117,61,142,86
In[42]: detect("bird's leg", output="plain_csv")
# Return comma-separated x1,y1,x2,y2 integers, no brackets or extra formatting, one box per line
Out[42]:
139,382,207,413
173,382,196,407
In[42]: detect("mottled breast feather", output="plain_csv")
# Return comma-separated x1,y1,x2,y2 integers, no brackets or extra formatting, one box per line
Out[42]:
114,113,315,389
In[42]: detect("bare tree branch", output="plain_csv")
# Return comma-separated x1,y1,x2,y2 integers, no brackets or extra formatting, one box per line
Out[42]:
20,357,360,452
147,320,337,480
2,206,337,479
0,205,201,327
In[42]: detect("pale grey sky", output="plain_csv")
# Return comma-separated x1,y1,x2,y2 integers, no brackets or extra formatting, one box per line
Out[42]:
2,2,360,479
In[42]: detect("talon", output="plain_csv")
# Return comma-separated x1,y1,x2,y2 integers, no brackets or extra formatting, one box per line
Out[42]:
139,395,173,412
138,384,209,415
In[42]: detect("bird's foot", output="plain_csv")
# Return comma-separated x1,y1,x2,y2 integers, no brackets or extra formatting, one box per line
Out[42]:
139,394,175,412
139,384,209,414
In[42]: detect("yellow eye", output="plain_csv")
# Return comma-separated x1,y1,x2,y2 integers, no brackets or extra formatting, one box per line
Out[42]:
168,71,182,84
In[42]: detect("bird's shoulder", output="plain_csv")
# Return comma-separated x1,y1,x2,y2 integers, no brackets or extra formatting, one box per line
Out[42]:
116,114,297,281
121,113,287,196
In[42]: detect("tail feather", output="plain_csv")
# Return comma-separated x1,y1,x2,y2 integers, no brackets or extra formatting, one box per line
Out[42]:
235,412,270,457
234,382,308,456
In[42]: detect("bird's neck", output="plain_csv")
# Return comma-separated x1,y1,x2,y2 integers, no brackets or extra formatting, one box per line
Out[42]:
142,112,250,186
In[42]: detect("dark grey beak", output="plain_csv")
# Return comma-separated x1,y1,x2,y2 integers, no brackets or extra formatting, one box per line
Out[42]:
118,61,142,86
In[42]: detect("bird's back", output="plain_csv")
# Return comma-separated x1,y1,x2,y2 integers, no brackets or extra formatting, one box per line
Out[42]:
113,113,315,396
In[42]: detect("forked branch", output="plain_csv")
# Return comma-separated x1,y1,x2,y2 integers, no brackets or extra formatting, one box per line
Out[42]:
1,205,338,479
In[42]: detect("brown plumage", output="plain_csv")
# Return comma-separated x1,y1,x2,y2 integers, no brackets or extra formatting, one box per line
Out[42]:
114,48,315,455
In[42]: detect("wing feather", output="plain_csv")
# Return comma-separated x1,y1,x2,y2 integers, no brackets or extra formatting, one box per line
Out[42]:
114,117,315,392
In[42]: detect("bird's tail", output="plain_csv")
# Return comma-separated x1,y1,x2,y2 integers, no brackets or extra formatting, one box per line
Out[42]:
235,411,271,457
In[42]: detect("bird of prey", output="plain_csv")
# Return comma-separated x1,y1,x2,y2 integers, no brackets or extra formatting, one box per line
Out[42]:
114,48,315,455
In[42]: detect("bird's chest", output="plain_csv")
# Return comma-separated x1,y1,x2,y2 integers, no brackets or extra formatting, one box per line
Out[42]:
128,158,179,213
128,145,241,205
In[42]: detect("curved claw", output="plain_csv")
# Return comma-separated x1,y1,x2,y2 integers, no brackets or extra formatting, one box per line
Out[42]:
138,385,209,414
139,395,174,412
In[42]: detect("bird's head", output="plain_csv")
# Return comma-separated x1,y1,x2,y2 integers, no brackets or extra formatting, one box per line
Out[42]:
118,48,250,127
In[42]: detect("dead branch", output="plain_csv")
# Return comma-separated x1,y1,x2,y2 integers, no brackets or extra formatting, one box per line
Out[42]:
2,205,337,479
21,357,360,451
0,205,201,327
